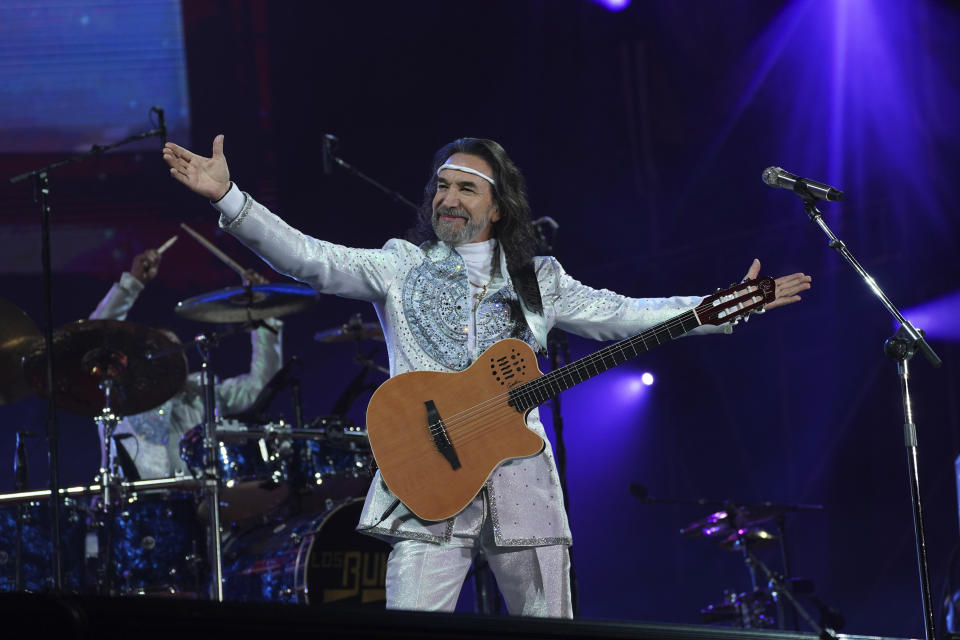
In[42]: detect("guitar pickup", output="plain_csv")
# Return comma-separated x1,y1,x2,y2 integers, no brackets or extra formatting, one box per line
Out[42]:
425,400,461,470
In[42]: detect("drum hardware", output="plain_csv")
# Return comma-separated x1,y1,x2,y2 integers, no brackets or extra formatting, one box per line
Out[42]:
631,483,837,634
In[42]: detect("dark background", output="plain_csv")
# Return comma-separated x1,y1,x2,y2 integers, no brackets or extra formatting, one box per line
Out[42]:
1,1,958,637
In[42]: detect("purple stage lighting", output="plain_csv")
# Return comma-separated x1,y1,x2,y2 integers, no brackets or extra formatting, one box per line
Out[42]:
898,290,960,342
591,0,631,12
641,372,654,386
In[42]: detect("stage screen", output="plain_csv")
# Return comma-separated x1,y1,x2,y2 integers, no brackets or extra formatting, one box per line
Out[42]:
0,0,190,153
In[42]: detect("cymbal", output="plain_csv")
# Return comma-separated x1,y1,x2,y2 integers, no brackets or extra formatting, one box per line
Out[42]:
0,299,42,405
314,320,384,343
680,505,783,539
718,527,779,551
175,283,317,323
21,319,188,417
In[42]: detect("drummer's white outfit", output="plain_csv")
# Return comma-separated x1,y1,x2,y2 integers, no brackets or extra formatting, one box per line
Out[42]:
213,183,730,617
90,273,283,479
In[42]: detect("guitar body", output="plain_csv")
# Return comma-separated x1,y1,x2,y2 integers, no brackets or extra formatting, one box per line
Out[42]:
365,339,545,521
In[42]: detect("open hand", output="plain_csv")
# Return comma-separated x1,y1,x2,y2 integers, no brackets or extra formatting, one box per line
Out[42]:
743,258,812,311
163,135,231,201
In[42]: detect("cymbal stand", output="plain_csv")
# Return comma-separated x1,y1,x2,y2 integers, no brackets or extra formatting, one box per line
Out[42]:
195,332,224,601
93,378,122,594
738,541,838,640
797,194,942,640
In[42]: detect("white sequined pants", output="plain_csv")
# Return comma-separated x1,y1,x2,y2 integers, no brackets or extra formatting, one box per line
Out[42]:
384,493,573,617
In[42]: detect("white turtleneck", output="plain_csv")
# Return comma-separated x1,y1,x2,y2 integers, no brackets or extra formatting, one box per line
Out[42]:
454,238,497,355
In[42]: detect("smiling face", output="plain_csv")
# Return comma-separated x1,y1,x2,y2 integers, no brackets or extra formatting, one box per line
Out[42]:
431,152,501,245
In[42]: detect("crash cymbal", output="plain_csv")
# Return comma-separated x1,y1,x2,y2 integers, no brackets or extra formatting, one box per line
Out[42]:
0,299,43,404
21,319,187,417
314,316,384,343
175,283,317,323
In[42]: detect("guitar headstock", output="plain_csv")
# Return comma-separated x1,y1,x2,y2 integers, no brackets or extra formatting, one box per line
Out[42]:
696,277,776,326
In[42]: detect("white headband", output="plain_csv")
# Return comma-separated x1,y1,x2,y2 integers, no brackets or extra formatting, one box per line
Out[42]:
437,163,496,186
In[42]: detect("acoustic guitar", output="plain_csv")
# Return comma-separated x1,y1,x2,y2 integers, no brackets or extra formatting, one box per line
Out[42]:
366,277,776,521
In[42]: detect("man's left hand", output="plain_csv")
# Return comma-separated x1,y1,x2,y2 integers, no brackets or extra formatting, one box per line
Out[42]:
742,258,812,311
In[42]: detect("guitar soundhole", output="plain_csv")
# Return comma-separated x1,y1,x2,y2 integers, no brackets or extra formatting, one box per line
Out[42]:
489,348,528,387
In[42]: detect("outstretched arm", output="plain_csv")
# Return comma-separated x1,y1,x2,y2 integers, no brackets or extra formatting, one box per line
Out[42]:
742,258,812,311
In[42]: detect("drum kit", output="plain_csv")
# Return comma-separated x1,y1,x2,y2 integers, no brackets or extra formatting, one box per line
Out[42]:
631,482,837,632
0,256,390,604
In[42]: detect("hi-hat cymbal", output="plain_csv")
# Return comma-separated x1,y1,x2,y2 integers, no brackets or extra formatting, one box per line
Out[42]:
0,299,42,404
175,283,317,323
21,319,187,417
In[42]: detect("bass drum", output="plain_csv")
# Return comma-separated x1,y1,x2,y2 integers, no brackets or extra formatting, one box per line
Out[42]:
222,498,389,606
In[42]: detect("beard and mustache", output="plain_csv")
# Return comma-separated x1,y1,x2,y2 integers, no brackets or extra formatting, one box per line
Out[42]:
431,205,494,245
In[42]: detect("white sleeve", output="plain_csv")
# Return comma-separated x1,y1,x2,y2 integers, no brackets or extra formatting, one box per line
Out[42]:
538,257,731,340
214,188,407,303
89,272,145,321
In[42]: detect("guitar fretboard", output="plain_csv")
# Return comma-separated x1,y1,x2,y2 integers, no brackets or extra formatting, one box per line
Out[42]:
508,309,701,411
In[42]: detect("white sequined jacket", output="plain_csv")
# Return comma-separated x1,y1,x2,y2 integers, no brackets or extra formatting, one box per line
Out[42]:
216,186,730,547
90,272,283,479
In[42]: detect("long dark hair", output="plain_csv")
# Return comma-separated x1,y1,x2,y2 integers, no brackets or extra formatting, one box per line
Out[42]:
409,138,543,313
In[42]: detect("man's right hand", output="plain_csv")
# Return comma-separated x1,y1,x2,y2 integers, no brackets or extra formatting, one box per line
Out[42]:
162,134,231,201
130,248,161,285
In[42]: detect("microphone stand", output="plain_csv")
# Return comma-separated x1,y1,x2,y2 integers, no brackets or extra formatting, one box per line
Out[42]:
321,135,418,212
7,118,165,591
548,327,577,615
797,192,941,640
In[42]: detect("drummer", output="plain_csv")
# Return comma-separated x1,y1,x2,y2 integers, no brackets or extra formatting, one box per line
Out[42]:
89,248,284,480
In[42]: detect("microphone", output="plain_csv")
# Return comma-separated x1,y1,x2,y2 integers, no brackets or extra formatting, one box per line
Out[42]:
762,166,844,202
151,106,167,146
322,134,338,175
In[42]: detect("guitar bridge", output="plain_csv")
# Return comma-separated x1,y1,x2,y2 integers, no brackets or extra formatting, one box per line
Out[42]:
425,400,461,470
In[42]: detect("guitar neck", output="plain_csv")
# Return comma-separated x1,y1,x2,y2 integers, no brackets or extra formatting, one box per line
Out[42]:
509,308,701,411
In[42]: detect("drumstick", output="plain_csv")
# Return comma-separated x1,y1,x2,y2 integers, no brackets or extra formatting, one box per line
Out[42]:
179,222,247,277
157,235,178,255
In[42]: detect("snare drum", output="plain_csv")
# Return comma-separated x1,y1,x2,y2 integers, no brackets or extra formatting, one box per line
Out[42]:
222,498,389,606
